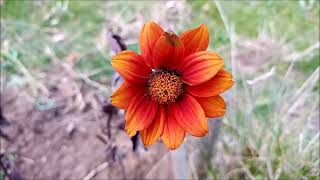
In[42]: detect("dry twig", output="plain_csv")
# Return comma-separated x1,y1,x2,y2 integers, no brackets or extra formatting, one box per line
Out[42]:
82,162,109,180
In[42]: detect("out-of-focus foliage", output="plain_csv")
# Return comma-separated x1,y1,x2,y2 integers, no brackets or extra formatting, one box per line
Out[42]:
1,0,319,179
188,1,319,179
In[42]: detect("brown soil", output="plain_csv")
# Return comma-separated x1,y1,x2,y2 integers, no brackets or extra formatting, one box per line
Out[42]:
0,68,173,180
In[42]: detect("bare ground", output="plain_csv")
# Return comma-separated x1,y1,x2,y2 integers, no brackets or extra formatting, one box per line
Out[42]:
0,68,173,180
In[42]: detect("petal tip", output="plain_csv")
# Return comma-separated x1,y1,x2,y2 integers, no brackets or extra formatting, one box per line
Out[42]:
199,23,208,30
126,129,137,137
164,31,183,47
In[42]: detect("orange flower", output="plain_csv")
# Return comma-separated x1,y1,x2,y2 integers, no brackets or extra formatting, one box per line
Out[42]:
111,21,234,150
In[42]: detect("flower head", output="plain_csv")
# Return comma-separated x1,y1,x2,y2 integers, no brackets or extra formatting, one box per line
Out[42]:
111,21,234,150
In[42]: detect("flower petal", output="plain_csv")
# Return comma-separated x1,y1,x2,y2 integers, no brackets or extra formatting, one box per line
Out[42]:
125,94,158,136
111,50,151,84
179,24,209,56
161,108,186,150
141,106,166,146
178,51,223,86
187,69,234,97
170,94,208,137
153,32,185,69
111,81,146,109
195,95,226,118
139,21,165,67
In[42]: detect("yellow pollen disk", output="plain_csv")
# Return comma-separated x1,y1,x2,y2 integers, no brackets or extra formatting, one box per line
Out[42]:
148,70,183,104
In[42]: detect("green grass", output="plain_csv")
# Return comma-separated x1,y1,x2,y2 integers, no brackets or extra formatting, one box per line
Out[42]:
0,1,114,92
188,1,319,179
296,53,320,75
0,0,32,19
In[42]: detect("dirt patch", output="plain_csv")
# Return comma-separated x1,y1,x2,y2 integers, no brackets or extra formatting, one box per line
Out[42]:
0,68,172,179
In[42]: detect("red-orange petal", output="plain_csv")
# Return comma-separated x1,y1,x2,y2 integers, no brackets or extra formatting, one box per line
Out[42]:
170,94,208,137
179,24,209,56
153,32,185,69
139,21,165,67
141,106,166,146
125,94,158,136
195,95,226,118
111,50,151,84
187,69,234,97
111,81,146,109
161,108,186,150
178,51,223,86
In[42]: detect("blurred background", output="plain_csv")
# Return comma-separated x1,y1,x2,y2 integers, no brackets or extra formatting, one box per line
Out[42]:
0,0,319,179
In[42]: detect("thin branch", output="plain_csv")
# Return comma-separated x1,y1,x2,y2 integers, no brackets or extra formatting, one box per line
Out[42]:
266,159,274,180
215,0,237,73
82,162,109,180
284,67,319,118
284,41,319,62
247,67,275,85
302,133,320,154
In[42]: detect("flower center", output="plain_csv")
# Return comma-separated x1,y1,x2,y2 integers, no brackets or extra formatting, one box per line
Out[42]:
148,69,184,104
